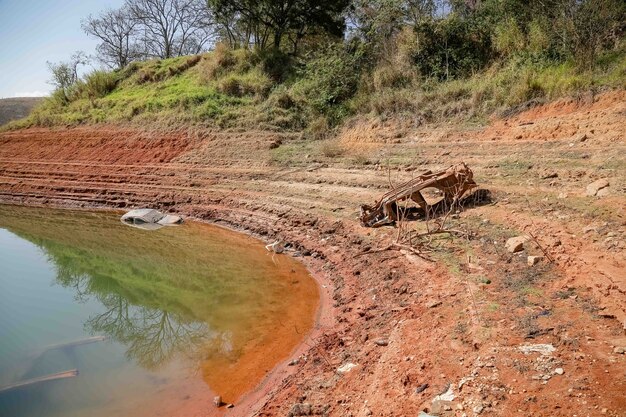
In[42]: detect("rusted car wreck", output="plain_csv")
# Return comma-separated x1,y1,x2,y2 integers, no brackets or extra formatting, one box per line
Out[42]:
359,163,476,227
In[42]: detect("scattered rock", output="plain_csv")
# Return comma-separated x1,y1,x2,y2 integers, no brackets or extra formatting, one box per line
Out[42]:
288,359,300,366
433,386,455,402
226,403,234,409
418,412,437,417
576,133,588,142
613,346,625,354
288,403,312,416
431,400,454,414
269,139,282,149
519,344,556,356
473,405,484,414
415,383,429,394
527,255,543,266
554,368,564,375
337,362,357,373
586,178,610,196
213,396,222,407
374,338,389,346
506,236,528,253
427,300,442,308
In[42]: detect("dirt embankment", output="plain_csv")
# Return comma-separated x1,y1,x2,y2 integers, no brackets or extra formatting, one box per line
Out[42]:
0,91,625,417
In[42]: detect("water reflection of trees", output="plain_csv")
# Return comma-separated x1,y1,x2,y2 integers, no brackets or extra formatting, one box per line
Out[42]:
52,258,234,371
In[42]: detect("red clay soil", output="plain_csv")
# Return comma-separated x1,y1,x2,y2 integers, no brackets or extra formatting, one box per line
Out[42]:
0,90,624,417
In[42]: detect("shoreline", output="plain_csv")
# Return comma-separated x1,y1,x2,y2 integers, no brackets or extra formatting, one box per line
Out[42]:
0,201,337,416
1,92,624,415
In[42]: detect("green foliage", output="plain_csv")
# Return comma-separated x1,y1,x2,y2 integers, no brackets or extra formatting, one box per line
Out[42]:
493,17,525,57
209,0,349,51
217,69,272,97
76,70,119,100
413,14,492,80
289,46,361,123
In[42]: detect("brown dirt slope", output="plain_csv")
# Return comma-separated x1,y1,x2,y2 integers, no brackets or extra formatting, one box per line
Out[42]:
0,90,624,417
0,97,43,126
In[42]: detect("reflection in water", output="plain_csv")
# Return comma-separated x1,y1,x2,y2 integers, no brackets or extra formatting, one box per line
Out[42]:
0,205,318,416
54,263,226,370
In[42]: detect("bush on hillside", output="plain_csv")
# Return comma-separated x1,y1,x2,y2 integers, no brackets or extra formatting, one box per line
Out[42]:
76,71,119,101
290,46,361,123
412,15,492,80
217,69,273,97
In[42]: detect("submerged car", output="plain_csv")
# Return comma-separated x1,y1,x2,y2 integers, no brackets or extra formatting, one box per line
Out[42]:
121,208,183,230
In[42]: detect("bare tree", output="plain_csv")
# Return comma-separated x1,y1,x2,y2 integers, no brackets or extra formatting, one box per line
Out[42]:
47,51,89,102
126,0,215,59
82,7,139,69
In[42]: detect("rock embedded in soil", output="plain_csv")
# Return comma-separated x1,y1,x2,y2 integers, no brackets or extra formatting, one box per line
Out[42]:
527,255,542,266
337,362,357,374
505,236,528,253
374,338,388,346
586,178,610,196
415,383,429,394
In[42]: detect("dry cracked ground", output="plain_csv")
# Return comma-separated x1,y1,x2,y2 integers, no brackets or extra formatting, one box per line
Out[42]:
0,90,624,417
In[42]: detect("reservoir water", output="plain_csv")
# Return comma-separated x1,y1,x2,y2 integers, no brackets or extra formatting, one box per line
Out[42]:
0,205,318,417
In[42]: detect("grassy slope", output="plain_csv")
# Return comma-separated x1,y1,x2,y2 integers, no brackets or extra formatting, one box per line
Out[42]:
6,45,626,132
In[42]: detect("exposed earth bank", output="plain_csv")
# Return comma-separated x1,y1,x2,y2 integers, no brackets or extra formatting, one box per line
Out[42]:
0,91,625,416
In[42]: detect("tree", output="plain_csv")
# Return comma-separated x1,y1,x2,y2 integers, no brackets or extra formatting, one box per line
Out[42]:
82,7,139,69
209,0,349,52
126,0,215,59
47,51,89,103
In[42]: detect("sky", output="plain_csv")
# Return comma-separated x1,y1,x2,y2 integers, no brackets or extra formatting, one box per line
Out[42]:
0,0,124,98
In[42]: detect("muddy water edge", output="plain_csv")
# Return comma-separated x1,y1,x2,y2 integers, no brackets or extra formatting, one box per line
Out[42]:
0,204,319,417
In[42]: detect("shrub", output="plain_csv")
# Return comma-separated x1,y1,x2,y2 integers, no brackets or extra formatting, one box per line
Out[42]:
372,65,412,91
493,17,525,57
319,140,344,157
252,48,293,81
290,46,361,123
78,70,119,100
413,15,492,80
527,19,550,57
217,69,272,97
199,43,238,81
308,116,330,140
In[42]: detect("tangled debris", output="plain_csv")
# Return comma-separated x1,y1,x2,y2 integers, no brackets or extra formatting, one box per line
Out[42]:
359,163,477,227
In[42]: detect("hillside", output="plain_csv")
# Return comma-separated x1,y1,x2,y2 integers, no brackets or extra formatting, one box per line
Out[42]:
0,97,44,126
5,43,625,135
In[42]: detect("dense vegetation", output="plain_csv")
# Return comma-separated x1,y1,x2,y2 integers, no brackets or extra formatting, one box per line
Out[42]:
8,0,626,133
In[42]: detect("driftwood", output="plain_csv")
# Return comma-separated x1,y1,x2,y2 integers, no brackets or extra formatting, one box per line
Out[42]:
359,163,476,227
0,369,78,393
43,335,106,352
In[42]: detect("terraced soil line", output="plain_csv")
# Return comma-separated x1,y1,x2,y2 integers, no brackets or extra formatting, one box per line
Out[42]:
0,91,625,416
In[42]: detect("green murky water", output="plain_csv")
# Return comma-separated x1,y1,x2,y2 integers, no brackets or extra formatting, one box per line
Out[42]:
0,205,318,417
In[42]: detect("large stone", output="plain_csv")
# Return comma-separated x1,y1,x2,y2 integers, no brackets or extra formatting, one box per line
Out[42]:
506,236,528,253
586,178,610,196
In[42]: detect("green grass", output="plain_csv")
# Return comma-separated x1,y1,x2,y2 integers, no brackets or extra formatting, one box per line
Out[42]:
352,44,626,123
8,52,302,131
5,43,625,132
